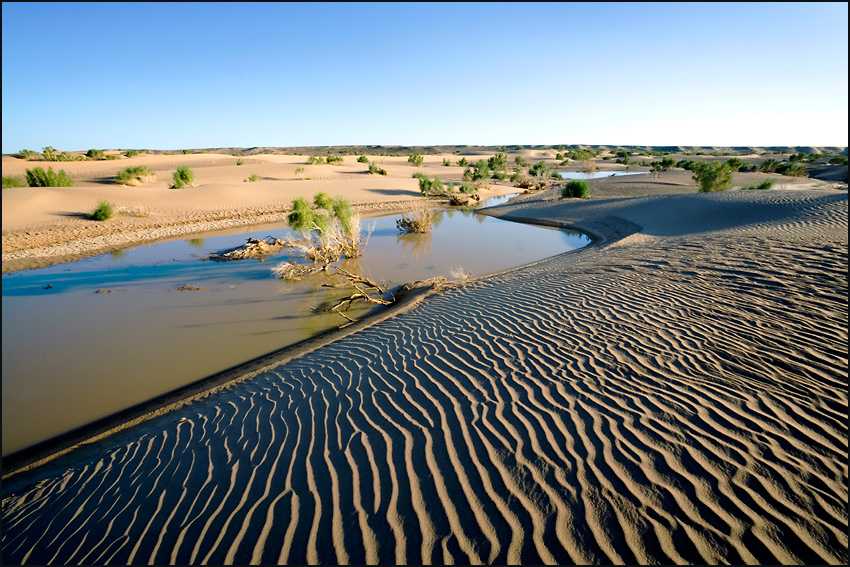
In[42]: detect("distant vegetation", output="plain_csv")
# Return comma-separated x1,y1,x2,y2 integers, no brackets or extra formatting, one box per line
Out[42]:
115,166,154,185
307,156,325,165
86,149,105,160
25,167,73,187
3,175,27,188
245,174,259,182
408,153,424,167
16,149,40,160
171,166,194,189
692,162,733,192
124,149,142,158
325,155,343,164
561,180,591,199
90,201,113,221
368,162,387,175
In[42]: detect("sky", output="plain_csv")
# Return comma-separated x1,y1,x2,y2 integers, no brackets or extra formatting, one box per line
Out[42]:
2,2,847,151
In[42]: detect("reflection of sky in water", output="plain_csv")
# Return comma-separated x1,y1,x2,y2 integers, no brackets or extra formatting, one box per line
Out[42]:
559,170,644,180
3,196,590,297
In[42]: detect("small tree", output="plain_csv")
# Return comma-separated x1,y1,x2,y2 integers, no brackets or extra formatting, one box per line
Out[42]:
529,161,549,177
171,166,194,188
692,161,733,192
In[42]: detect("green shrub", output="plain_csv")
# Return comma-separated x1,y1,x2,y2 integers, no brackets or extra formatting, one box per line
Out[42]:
529,161,549,177
115,166,154,185
41,146,58,161
313,192,333,209
325,155,343,164
561,180,591,199
417,175,445,196
90,201,113,221
514,155,529,167
759,159,780,173
86,149,105,160
775,162,807,177
457,157,468,167
408,153,424,167
487,152,508,172
3,175,27,188
464,160,490,181
442,158,451,166
368,162,387,175
828,155,848,165
16,149,41,160
307,155,325,165
692,161,733,192
245,174,259,182
236,159,244,166
25,167,73,187
357,155,369,163
171,166,194,188
124,149,141,158
491,170,508,181
725,157,744,171
743,179,775,190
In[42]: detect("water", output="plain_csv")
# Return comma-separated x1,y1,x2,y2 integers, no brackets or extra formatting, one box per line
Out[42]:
559,170,643,180
2,197,590,453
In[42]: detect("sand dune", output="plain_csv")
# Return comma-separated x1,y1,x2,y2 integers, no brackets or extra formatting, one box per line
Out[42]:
2,189,847,564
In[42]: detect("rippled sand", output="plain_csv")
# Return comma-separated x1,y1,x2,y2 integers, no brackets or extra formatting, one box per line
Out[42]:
2,189,847,564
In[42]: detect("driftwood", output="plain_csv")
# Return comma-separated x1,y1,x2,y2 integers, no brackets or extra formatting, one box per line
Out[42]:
209,237,291,261
448,193,480,206
396,209,434,233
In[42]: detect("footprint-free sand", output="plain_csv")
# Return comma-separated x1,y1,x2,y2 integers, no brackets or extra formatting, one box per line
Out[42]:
1,187,847,564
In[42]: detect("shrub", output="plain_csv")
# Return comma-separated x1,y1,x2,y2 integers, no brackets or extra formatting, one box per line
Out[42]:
307,155,325,165
465,160,490,181
313,192,333,209
417,175,446,196
41,146,58,161
725,157,744,171
90,201,113,221
368,162,387,175
236,159,244,166
245,174,259,182
3,175,26,188
743,179,774,190
396,209,433,233
775,162,807,177
529,161,549,177
487,152,508,172
25,167,73,187
285,194,362,261
828,155,848,165
442,158,451,166
759,159,780,173
457,157,468,167
561,180,591,199
115,166,154,185
408,153,424,167
692,161,733,192
171,166,194,188
16,149,41,160
124,149,141,158
514,155,529,167
325,155,343,164
295,167,305,177
357,155,369,163
491,170,508,181
86,149,105,160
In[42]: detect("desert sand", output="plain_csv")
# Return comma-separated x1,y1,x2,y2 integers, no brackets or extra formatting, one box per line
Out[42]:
1,185,846,564
1,152,515,272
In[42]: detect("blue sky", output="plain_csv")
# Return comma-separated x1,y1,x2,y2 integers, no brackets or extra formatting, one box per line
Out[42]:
2,2,847,151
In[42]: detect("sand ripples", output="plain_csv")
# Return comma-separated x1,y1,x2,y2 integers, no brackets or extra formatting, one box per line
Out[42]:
2,192,847,564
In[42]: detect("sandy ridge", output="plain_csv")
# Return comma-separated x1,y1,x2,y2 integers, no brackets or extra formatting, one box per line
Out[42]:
1,189,847,564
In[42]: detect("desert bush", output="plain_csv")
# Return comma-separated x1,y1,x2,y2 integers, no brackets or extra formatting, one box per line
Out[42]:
514,155,529,167
295,167,305,176
775,162,807,177
725,157,744,171
759,159,780,173
828,155,848,165
529,160,549,177
124,149,141,158
236,159,244,166
491,170,508,181
171,166,194,188
286,194,362,261
676,159,696,171
357,155,369,163
16,149,41,160
457,157,469,167
463,160,490,181
25,167,73,187
368,162,387,175
488,152,508,172
459,181,478,194
742,179,774,190
313,192,333,209
245,174,259,182
325,155,343,164
86,149,105,160
561,180,591,199
115,166,154,185
41,146,58,161
90,201,113,221
3,175,26,188
396,209,433,233
442,158,451,166
408,153,424,167
417,175,446,196
307,155,325,165
692,161,733,192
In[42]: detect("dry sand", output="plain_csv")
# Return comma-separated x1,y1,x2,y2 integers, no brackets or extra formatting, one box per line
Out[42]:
1,186,846,564
2,152,509,272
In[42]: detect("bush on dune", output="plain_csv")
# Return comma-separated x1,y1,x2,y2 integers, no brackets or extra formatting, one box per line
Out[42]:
368,162,387,175
408,153,424,167
25,167,73,187
3,175,27,188
775,161,807,177
124,149,142,158
692,161,733,192
357,155,369,163
115,166,154,185
86,149,105,160
171,166,194,189
561,180,591,199
90,201,113,221
16,149,41,160
245,174,259,182
307,155,325,165
325,155,343,164
742,179,775,190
